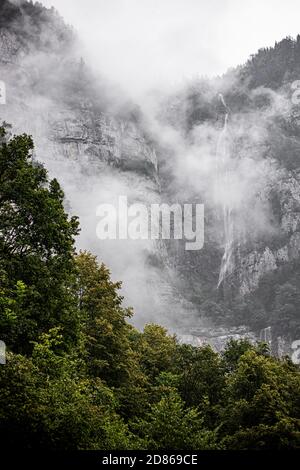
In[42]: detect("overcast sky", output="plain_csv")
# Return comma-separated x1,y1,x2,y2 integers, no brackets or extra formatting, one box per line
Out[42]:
40,0,300,99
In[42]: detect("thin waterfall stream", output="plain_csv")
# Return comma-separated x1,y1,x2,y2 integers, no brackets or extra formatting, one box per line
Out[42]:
216,94,234,288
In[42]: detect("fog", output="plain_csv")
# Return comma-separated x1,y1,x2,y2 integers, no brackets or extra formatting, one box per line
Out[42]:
39,0,300,102
1,0,298,331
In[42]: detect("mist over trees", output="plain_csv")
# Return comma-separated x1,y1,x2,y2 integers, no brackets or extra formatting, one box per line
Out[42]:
156,34,300,340
0,1,300,451
0,127,299,450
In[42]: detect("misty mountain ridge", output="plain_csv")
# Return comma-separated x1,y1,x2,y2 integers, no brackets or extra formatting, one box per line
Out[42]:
1,0,300,357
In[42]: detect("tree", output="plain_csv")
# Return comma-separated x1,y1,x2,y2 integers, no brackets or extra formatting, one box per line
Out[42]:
1,125,300,451
219,350,300,448
75,251,137,387
0,329,136,450
132,390,220,450
0,127,80,353
177,344,225,427
222,338,259,373
135,324,177,382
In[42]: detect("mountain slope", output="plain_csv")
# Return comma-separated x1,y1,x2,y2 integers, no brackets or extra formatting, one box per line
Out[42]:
157,36,300,353
1,1,300,356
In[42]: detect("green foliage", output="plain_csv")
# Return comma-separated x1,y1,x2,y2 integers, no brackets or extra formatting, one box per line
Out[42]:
0,128,299,450
178,345,225,406
0,128,80,353
175,344,226,429
136,324,177,381
222,338,259,372
132,391,220,450
0,349,135,450
219,351,300,449
75,251,137,387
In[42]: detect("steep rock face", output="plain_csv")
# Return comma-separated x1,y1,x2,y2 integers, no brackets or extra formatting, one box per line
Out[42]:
50,108,158,176
1,100,159,181
156,53,300,351
0,26,158,179
238,171,300,294
0,29,21,62
0,7,192,330
177,326,257,352
1,2,300,352
239,233,300,295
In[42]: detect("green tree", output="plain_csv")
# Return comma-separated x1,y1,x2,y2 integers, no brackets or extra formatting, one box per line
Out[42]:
177,344,225,427
0,328,136,450
221,338,265,373
132,390,220,450
0,127,80,353
136,324,177,382
220,350,300,448
75,251,138,387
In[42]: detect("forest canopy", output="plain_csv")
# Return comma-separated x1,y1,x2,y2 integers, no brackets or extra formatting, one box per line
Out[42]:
0,127,299,450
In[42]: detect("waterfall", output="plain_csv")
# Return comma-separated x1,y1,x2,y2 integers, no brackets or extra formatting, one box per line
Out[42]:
216,94,234,288
259,326,272,345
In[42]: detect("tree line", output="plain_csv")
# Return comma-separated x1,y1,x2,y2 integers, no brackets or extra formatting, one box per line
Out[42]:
0,127,299,449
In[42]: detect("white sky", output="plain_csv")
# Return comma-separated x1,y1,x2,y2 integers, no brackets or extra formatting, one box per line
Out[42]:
40,0,300,99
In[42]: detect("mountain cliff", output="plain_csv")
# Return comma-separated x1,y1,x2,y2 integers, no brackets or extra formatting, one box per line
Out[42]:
0,0,194,330
1,1,300,355
156,37,300,354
